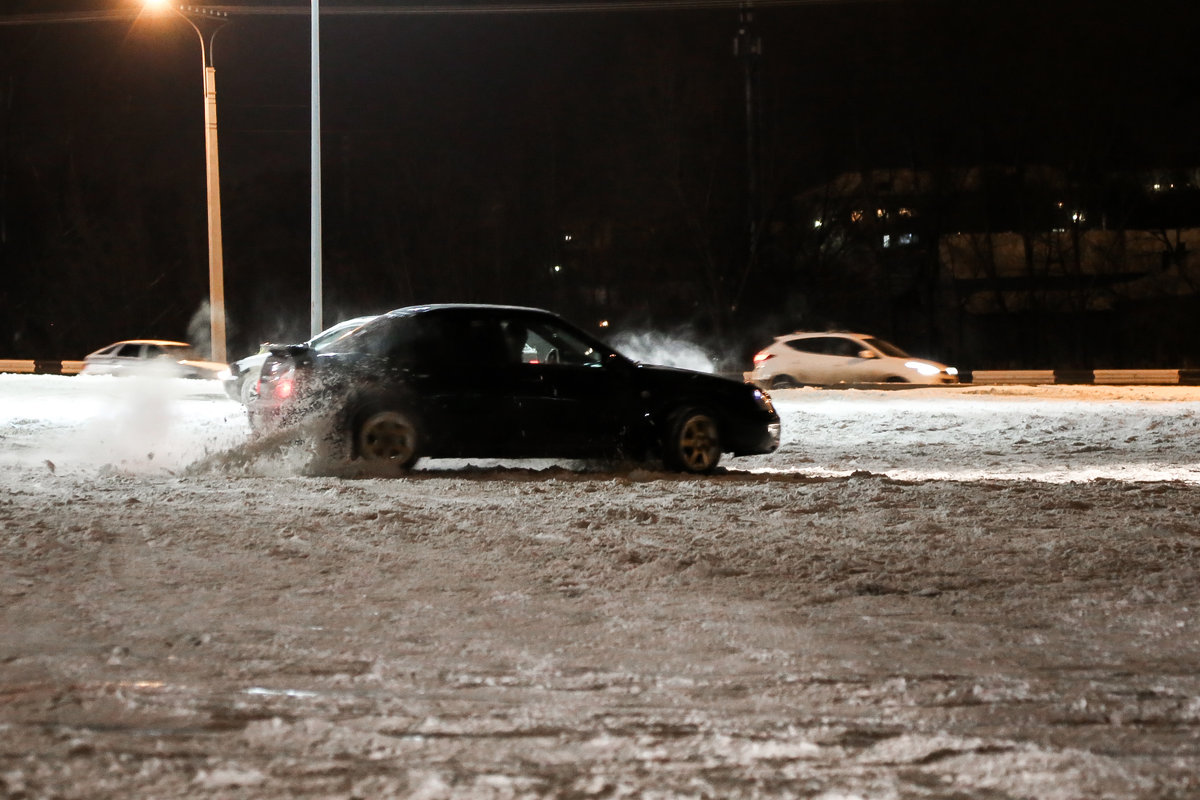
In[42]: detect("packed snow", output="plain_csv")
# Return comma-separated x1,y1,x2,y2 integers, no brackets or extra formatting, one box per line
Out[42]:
4,374,1199,483
2,373,1199,798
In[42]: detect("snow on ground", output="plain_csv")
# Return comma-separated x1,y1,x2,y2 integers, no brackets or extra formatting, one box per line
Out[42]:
2,373,1199,798
4,374,1199,483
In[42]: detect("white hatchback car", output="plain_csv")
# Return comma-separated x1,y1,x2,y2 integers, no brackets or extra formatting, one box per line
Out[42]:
748,332,958,388
80,340,227,380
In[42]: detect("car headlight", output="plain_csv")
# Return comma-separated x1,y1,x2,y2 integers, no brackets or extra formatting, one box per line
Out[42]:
905,361,942,377
945,366,959,376
751,388,776,414
217,368,233,381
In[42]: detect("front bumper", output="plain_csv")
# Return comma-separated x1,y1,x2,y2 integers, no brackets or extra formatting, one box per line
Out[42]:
766,421,781,451
727,417,781,456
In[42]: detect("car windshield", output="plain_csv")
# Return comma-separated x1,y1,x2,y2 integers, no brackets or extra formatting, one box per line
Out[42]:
323,313,408,356
862,337,909,358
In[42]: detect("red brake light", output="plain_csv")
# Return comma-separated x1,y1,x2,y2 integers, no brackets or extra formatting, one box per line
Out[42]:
274,377,295,399
752,351,774,365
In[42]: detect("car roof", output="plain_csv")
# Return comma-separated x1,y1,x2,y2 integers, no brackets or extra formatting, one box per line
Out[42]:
310,315,378,335
776,331,873,341
103,339,193,348
381,303,559,321
327,315,377,327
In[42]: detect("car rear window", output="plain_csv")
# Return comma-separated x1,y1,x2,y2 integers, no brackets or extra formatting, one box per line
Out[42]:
327,314,424,359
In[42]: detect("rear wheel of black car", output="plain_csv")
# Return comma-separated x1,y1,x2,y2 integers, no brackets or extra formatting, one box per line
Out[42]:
356,409,421,470
662,407,722,474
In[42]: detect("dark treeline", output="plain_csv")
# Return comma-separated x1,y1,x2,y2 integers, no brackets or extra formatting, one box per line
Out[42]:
2,0,1199,367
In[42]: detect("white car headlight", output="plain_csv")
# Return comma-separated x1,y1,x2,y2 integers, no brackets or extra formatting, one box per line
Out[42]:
945,366,959,376
905,361,942,377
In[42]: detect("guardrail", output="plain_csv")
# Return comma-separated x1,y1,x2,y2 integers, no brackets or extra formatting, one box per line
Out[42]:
0,359,86,375
4,360,1200,385
736,368,1200,387
966,369,1200,385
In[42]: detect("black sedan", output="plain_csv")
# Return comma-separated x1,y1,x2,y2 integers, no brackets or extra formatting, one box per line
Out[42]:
253,304,780,474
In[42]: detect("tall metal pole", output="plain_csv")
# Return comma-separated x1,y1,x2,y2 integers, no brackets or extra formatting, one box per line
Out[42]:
310,0,323,337
735,2,762,258
732,1,762,314
174,5,229,363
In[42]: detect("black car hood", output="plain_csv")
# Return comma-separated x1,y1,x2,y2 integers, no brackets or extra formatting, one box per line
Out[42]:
631,363,749,397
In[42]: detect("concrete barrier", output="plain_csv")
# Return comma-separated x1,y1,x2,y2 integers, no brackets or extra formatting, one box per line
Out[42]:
3,359,1199,386
0,359,36,374
0,360,85,375
967,370,1056,385
1092,369,1183,385
968,369,1198,386
741,367,1200,387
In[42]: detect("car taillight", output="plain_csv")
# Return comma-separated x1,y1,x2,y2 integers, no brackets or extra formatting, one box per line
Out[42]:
261,362,297,400
752,351,774,365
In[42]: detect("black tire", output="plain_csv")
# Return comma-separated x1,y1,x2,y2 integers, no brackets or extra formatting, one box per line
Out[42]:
661,407,722,474
885,376,909,383
770,375,800,389
355,408,421,471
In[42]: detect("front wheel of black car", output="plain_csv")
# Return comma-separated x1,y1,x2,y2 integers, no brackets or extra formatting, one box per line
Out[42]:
662,407,722,474
356,409,421,470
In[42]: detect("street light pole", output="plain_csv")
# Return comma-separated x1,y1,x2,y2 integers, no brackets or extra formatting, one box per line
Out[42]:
154,2,230,363
311,0,323,338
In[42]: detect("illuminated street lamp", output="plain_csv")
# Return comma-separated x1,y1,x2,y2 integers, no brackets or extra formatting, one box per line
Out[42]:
145,0,229,363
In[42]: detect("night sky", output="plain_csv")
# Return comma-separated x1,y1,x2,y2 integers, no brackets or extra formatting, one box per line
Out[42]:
3,0,1200,364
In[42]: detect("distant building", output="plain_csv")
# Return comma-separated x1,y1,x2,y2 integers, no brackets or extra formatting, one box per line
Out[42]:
789,167,1200,367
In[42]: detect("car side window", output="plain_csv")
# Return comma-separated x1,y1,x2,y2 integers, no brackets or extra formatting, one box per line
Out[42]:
453,317,507,368
117,343,143,358
828,337,864,358
499,320,539,363
508,319,604,367
785,338,825,355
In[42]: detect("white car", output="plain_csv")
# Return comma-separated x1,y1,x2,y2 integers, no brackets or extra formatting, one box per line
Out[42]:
80,340,227,380
221,316,377,405
748,331,958,388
